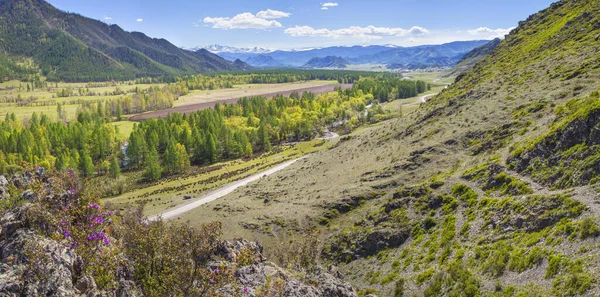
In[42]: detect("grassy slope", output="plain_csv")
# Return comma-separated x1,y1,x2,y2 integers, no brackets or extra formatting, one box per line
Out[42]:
179,1,600,296
104,139,335,217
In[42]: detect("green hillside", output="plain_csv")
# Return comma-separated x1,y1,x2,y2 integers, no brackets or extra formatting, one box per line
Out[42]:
0,0,243,82
177,0,600,296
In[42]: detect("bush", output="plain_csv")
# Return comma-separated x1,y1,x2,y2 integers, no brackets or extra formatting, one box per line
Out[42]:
393,278,405,297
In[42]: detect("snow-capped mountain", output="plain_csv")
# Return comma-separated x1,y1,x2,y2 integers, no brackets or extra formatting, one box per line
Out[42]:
193,44,276,54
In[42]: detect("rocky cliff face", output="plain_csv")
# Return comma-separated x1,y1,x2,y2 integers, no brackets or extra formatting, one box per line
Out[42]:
0,174,360,297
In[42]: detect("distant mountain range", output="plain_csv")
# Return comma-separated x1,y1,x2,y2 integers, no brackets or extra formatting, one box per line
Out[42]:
202,41,490,69
244,55,283,68
192,45,277,54
304,56,349,69
0,0,246,82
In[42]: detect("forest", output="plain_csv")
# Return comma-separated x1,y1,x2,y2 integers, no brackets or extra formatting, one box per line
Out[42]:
0,75,427,181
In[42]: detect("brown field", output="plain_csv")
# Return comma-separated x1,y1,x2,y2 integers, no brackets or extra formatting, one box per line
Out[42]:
129,83,353,121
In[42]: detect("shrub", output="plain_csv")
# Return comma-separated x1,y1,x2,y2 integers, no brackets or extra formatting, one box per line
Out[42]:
423,217,437,231
380,272,399,285
393,278,405,297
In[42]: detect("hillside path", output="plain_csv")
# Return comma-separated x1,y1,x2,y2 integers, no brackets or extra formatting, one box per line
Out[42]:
148,157,306,221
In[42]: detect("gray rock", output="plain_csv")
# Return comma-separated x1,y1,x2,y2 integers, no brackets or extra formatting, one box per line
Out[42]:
21,190,35,202
116,280,142,297
217,238,265,263
75,275,96,293
0,175,8,187
315,273,358,297
2,230,77,297
284,280,321,297
596,34,599,41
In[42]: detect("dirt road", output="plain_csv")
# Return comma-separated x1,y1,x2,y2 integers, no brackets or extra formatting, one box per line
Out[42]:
148,157,306,221
130,83,353,121
146,129,341,221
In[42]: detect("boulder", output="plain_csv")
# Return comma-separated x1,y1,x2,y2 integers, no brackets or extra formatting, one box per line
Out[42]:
21,190,35,202
315,273,358,297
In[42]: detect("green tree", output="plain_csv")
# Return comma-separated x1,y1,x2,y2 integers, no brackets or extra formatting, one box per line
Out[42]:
206,133,217,164
175,143,190,172
144,147,162,182
109,155,121,178
80,150,95,177
162,140,179,174
258,123,271,152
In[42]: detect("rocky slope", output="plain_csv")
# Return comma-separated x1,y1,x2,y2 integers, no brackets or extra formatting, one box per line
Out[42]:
180,0,600,296
0,173,359,297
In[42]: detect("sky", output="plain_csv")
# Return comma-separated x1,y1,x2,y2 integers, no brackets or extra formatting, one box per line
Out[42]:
46,0,557,50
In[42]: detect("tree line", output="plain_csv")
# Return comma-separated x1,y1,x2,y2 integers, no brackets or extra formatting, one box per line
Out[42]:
0,76,427,181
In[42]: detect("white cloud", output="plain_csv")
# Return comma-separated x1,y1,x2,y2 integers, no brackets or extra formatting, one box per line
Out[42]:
284,25,429,40
136,18,143,22
467,27,515,38
322,2,339,7
104,16,112,20
204,12,283,29
256,9,291,19
321,7,328,10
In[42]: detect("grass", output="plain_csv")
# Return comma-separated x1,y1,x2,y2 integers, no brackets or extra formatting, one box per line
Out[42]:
0,80,163,121
174,80,337,107
381,85,448,115
112,121,136,140
105,138,336,216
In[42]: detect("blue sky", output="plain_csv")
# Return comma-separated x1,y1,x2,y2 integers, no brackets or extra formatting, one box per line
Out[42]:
46,0,556,50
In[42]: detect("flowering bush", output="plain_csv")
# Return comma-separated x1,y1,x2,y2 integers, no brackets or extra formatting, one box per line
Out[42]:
118,206,242,296
17,168,250,295
21,168,120,289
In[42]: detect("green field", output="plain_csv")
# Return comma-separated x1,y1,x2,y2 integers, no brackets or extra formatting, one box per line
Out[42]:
0,80,165,121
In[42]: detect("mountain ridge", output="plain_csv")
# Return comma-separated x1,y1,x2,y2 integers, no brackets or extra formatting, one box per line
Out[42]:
304,56,349,69
0,0,244,81
217,41,490,68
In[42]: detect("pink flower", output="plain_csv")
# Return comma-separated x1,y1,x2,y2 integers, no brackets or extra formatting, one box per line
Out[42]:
215,268,219,274
243,287,248,293
87,203,101,210
209,279,214,284
63,231,70,238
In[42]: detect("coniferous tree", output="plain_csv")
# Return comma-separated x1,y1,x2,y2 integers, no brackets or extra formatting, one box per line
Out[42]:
175,143,190,173
109,155,121,178
144,147,162,181
80,150,95,177
162,140,179,174
206,133,217,164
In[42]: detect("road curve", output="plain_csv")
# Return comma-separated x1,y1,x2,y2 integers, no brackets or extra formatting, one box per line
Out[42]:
420,94,437,103
130,83,353,121
148,157,306,221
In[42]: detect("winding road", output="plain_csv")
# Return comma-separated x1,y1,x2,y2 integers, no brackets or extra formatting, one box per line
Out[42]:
420,94,437,103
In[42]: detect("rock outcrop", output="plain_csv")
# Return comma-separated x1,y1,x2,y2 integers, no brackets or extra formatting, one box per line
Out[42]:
0,173,359,297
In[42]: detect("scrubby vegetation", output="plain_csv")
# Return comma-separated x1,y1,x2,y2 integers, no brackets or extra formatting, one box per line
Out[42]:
509,90,600,189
